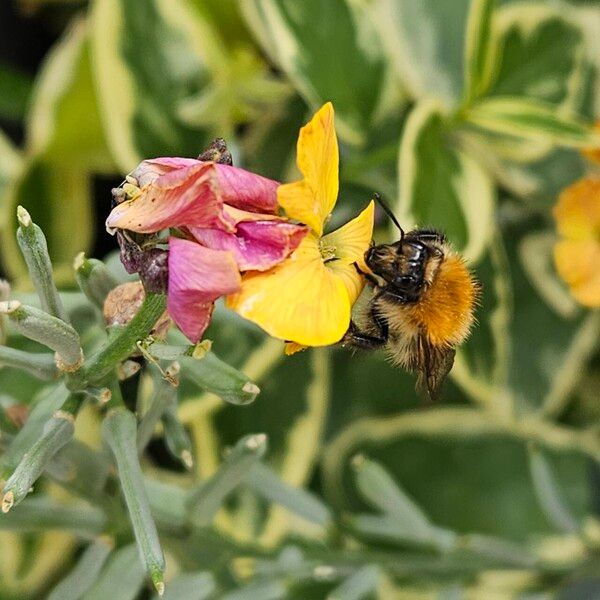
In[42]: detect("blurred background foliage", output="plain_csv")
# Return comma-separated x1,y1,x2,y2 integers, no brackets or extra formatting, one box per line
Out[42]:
1,0,600,598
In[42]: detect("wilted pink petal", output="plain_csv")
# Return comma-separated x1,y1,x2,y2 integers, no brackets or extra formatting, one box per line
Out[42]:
135,159,280,213
167,237,242,342
106,159,281,235
131,157,199,186
189,220,308,271
106,162,233,234
213,163,279,213
223,205,282,224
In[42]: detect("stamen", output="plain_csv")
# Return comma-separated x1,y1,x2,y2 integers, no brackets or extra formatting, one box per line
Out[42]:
319,240,337,263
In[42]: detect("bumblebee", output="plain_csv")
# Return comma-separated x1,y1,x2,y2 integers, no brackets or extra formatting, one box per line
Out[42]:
343,197,479,400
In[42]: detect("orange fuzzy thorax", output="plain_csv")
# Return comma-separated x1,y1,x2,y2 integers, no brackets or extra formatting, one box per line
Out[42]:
402,254,478,347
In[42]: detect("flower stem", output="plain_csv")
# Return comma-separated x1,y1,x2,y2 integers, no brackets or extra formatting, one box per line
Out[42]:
69,293,166,389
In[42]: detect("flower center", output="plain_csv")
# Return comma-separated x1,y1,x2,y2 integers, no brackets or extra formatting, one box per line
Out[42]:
319,240,338,263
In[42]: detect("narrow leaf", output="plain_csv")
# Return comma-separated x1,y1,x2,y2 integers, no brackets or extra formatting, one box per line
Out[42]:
464,0,496,104
327,565,380,600
187,433,268,525
0,496,105,535
347,513,454,549
161,403,193,469
102,408,165,594
0,300,82,368
245,461,332,526
528,444,580,534
0,345,58,380
352,456,433,534
151,571,215,600
144,477,188,533
2,406,76,511
48,538,113,600
74,252,117,309
180,351,260,405
221,580,287,600
467,96,600,147
16,206,69,322
137,381,177,454
47,439,111,500
2,383,69,469
82,544,146,600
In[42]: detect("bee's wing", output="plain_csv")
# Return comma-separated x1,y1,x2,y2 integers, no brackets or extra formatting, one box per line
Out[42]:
415,336,455,401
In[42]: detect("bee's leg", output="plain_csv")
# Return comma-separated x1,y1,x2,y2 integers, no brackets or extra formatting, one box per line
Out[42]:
341,310,388,350
353,262,379,287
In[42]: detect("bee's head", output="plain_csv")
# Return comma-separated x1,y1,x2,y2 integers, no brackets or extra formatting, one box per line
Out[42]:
365,238,436,300
365,243,399,278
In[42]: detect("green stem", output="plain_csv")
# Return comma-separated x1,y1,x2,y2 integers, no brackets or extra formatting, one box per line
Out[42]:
69,293,166,389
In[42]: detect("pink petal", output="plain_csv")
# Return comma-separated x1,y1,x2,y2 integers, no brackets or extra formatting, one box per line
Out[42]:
131,157,199,186
189,220,308,271
167,237,241,342
213,163,280,214
133,159,280,213
223,205,283,224
106,162,234,234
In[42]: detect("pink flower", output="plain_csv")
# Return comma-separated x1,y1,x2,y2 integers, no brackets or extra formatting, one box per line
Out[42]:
106,156,307,342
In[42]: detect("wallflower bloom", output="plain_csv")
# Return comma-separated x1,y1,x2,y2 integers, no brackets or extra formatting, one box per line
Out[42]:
553,177,600,307
582,120,600,165
226,103,375,350
106,156,307,341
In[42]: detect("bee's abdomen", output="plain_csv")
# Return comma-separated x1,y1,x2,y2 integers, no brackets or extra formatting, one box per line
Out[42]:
401,255,478,347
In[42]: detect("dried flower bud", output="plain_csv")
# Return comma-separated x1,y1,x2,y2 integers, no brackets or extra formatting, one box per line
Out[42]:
139,248,168,294
103,282,170,340
197,138,233,166
115,233,168,294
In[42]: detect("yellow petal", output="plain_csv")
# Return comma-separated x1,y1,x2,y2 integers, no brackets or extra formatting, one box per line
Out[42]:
326,260,365,306
320,201,375,305
554,239,600,307
226,234,351,345
553,177,600,240
581,121,600,165
322,200,375,271
284,342,308,355
278,103,339,236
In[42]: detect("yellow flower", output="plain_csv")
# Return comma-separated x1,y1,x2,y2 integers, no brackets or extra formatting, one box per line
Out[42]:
582,120,600,165
226,102,374,349
553,177,600,307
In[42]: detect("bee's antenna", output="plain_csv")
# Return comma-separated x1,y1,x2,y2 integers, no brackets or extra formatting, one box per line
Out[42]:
373,193,404,241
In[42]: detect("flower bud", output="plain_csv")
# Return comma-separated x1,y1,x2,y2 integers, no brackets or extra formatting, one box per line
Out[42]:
103,282,171,340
